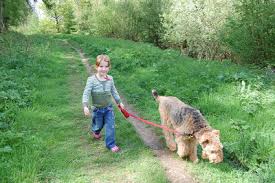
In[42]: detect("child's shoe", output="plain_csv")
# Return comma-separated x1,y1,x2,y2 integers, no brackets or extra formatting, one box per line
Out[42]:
91,132,101,140
111,145,120,153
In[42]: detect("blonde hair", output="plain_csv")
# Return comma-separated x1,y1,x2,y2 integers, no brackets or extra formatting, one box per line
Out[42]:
96,54,111,67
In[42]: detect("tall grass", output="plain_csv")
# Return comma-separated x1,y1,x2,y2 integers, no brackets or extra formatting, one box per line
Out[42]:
61,34,275,183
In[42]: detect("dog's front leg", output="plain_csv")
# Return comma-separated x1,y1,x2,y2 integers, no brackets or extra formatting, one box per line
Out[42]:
175,136,189,158
188,138,199,163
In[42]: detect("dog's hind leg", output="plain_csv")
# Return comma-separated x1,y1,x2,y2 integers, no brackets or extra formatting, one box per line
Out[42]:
164,131,176,151
161,119,176,151
159,105,176,151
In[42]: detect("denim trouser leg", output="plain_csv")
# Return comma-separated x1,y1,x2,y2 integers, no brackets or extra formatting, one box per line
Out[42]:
104,107,116,149
91,106,116,149
91,109,104,134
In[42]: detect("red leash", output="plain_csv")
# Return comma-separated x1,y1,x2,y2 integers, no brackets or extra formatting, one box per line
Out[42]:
118,105,182,135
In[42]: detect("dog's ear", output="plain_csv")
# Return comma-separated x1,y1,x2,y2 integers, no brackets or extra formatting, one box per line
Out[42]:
201,139,209,148
213,130,220,136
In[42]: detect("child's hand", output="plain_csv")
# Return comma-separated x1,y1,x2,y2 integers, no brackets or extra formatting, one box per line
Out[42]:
83,106,91,117
118,103,130,118
119,103,125,109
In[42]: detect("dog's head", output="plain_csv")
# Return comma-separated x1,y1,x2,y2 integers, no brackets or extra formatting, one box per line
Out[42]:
199,129,223,164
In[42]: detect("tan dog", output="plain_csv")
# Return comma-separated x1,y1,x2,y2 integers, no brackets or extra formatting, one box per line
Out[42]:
152,90,223,164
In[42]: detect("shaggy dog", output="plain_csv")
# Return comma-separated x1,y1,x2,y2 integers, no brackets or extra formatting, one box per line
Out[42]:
152,90,223,164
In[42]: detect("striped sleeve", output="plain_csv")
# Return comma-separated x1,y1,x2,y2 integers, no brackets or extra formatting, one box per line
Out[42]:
110,76,121,104
82,77,93,107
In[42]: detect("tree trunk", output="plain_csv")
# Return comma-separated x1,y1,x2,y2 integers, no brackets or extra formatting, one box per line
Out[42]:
54,11,60,33
0,0,6,33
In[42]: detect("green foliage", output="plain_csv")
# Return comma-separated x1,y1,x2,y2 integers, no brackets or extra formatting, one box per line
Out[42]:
0,0,31,32
13,14,41,35
1,31,274,182
40,0,77,33
0,32,35,130
238,80,265,115
4,0,270,70
65,0,167,45
221,0,275,66
0,32,168,182
136,0,167,45
5,0,275,69
73,0,96,34
0,32,56,182
229,119,273,167
61,3,76,34
163,0,234,60
37,19,57,33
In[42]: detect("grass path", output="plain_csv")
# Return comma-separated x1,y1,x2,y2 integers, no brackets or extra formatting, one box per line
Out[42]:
65,34,275,183
3,33,272,182
68,42,198,183
43,40,169,182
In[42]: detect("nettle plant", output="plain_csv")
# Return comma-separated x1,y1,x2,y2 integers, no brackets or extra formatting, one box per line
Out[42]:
238,80,274,115
239,80,263,115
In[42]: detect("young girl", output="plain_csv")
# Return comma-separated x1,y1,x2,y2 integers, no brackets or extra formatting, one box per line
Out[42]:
82,54,124,153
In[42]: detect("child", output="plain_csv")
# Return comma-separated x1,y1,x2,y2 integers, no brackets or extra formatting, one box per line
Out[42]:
82,54,124,153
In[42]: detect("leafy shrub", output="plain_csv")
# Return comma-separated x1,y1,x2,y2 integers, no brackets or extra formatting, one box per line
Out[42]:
0,32,50,138
221,0,275,66
0,33,37,127
162,0,233,60
230,119,274,170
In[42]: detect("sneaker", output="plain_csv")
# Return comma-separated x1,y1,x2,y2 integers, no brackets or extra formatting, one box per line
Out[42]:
111,145,120,153
91,132,101,140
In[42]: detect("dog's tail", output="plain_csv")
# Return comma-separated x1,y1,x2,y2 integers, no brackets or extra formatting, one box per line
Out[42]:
152,89,159,102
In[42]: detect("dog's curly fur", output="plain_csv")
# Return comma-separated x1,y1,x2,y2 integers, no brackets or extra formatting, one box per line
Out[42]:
152,90,223,164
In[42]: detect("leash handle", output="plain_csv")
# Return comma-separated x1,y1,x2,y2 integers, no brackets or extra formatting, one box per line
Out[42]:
118,104,130,118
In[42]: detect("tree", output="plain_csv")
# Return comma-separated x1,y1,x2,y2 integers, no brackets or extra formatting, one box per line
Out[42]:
0,0,32,32
60,3,76,33
40,0,76,33
40,1,61,32
0,0,4,32
138,0,167,46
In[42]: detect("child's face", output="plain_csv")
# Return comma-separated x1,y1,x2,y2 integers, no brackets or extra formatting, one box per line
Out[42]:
96,61,110,76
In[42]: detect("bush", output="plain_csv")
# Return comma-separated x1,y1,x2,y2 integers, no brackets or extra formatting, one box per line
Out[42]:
221,0,275,66
162,0,233,60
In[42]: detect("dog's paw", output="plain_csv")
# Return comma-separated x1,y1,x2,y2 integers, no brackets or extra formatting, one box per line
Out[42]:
202,151,208,159
167,144,177,151
191,158,199,164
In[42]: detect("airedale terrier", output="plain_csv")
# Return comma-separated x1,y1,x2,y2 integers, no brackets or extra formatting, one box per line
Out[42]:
152,90,223,164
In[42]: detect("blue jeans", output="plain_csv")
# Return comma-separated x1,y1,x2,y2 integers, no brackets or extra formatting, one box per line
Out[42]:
91,105,116,149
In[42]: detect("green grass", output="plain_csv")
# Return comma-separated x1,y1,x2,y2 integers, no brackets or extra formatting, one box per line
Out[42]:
1,32,274,182
0,33,167,182
60,34,275,183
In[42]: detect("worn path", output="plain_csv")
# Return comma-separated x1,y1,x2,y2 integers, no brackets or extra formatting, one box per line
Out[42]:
72,44,198,183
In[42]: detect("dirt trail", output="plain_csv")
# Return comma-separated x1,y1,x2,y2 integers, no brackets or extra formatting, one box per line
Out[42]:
75,47,198,183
